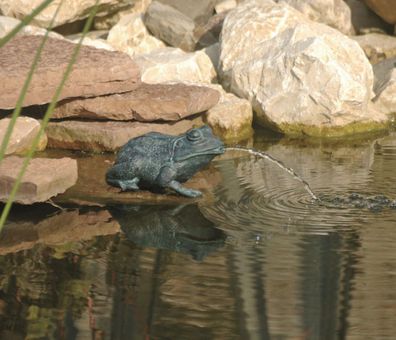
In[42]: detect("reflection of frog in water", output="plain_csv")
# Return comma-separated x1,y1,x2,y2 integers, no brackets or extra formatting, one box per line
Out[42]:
106,125,224,198
109,204,226,261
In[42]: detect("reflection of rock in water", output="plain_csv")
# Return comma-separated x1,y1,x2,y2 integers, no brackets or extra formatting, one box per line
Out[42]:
109,204,226,261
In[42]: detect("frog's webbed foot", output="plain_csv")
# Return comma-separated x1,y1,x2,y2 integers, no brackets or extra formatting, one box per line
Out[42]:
108,177,140,191
168,180,202,198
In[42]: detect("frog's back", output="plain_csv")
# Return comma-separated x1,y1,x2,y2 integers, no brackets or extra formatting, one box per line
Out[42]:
116,132,172,164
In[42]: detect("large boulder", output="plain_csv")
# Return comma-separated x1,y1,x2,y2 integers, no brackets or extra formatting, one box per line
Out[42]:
0,35,140,110
0,156,78,204
46,117,203,152
372,57,396,115
0,0,133,28
363,0,396,25
276,0,354,35
52,83,220,121
107,13,165,56
135,47,217,84
219,0,387,137
0,117,47,155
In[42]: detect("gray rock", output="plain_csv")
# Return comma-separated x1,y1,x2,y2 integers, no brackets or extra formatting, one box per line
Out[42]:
145,1,196,51
0,156,78,204
0,36,140,109
372,57,396,114
156,0,217,24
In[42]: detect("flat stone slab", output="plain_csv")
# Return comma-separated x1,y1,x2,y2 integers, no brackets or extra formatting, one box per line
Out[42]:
46,117,203,152
52,83,220,121
0,35,140,109
0,156,78,204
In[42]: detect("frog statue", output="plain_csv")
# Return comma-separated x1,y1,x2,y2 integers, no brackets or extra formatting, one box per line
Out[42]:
106,125,224,198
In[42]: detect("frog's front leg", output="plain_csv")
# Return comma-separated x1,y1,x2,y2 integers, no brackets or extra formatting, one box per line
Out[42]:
157,166,202,198
107,177,140,191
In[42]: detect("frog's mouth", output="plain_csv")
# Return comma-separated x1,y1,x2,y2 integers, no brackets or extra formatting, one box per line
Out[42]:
174,146,225,161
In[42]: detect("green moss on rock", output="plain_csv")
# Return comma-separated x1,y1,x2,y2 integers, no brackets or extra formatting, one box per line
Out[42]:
277,120,391,138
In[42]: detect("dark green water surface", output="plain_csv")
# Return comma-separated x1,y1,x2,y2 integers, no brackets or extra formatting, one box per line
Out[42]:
1,130,396,339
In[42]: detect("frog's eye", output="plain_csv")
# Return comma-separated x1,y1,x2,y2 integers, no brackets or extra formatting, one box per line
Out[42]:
187,129,202,142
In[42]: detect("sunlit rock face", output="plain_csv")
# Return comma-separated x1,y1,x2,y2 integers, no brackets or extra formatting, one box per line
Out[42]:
134,47,217,84
275,0,354,35
0,0,133,28
219,0,387,136
0,117,47,155
107,13,165,57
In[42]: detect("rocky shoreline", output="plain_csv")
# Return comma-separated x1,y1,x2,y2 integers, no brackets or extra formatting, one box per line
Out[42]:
1,0,396,205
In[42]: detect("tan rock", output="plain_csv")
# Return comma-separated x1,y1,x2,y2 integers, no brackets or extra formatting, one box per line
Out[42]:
276,0,354,35
0,0,132,28
220,1,385,136
135,47,217,84
205,90,253,142
46,117,204,152
53,83,220,121
0,117,47,155
0,36,140,110
107,13,165,57
363,0,396,25
0,15,63,39
352,33,396,64
69,36,115,51
215,0,237,14
0,156,78,204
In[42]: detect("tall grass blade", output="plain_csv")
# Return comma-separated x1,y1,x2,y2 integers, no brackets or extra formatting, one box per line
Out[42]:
0,1,100,230
0,0,54,48
0,1,63,162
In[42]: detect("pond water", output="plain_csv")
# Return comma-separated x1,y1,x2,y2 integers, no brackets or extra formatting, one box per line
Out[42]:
1,129,396,339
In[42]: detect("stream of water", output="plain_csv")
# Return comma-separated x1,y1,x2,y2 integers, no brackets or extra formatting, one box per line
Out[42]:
0,130,396,339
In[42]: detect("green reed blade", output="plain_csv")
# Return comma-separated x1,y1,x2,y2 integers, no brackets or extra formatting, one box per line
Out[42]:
0,1,63,163
0,0,55,48
0,1,100,230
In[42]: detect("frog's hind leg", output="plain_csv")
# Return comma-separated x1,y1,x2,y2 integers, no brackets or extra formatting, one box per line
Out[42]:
107,177,140,191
